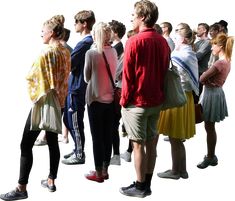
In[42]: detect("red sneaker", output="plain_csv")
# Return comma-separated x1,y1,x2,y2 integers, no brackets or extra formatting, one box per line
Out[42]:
102,173,109,180
85,171,104,183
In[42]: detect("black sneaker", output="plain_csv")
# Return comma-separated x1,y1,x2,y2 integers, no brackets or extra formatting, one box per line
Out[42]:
145,187,152,196
63,151,74,159
0,188,28,200
119,182,147,198
197,155,218,169
41,180,56,192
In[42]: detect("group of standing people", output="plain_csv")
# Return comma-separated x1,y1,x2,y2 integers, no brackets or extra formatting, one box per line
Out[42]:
0,0,234,200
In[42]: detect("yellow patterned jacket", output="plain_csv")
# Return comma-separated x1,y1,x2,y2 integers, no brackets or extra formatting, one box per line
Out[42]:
26,43,71,108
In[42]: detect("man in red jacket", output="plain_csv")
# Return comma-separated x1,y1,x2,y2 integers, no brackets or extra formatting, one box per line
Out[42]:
119,0,170,198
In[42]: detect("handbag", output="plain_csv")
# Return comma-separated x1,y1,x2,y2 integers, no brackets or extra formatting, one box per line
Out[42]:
30,89,62,133
102,52,121,113
195,103,204,124
162,59,187,110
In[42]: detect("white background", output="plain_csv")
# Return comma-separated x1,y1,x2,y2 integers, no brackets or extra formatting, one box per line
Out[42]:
0,0,234,200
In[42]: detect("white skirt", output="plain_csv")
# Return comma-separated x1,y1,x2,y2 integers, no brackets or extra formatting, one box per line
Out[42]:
199,86,228,122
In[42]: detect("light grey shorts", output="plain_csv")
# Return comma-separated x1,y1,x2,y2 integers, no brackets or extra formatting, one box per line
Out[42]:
121,105,162,142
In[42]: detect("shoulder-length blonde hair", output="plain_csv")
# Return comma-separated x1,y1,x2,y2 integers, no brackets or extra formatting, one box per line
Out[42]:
93,22,111,53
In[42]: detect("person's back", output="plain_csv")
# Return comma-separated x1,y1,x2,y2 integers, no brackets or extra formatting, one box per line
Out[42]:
108,19,126,166
109,20,126,60
121,28,169,107
119,0,170,198
61,28,73,53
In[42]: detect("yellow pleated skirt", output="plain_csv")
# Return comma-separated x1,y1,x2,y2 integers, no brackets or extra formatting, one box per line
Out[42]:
157,91,196,140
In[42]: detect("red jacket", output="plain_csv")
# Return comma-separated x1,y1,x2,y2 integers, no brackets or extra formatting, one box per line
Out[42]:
120,28,170,107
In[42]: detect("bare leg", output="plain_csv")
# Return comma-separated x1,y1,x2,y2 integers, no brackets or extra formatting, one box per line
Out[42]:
132,140,145,182
17,184,27,192
169,137,186,173
145,135,158,173
62,123,69,142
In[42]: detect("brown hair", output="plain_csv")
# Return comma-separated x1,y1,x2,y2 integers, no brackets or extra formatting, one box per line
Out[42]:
134,0,158,27
62,28,71,42
211,33,234,61
177,23,196,48
161,22,173,33
74,10,96,31
50,15,65,26
108,20,126,39
127,30,136,38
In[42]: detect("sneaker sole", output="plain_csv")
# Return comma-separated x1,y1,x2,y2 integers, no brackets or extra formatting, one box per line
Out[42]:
0,194,28,200
119,189,146,198
62,161,85,165
197,162,218,169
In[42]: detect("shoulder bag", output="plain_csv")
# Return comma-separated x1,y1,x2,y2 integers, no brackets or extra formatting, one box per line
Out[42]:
30,89,62,133
162,59,187,110
102,51,121,113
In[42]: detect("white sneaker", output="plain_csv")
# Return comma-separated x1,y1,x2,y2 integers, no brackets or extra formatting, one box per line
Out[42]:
120,151,131,162
58,135,69,144
110,155,121,165
34,138,47,146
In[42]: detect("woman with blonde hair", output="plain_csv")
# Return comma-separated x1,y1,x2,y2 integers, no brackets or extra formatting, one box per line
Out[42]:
197,33,234,169
0,18,70,200
157,23,199,179
84,22,117,183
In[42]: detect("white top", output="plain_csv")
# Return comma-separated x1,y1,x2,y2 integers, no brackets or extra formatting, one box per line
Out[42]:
84,46,118,105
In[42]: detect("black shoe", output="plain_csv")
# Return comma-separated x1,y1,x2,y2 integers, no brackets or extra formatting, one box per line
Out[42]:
0,188,28,200
197,155,218,169
41,180,56,192
145,187,152,196
63,151,74,159
119,182,148,198
180,171,189,179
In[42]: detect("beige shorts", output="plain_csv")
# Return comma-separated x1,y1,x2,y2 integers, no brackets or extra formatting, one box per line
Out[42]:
121,105,162,142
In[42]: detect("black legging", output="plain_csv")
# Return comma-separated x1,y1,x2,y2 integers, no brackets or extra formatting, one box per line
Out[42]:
18,110,60,185
87,101,114,171
112,106,121,155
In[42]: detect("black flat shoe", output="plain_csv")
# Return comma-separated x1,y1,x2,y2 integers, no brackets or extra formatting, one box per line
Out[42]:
197,155,218,169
